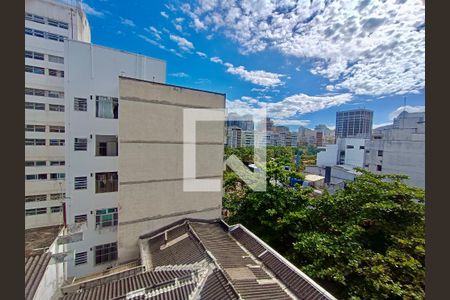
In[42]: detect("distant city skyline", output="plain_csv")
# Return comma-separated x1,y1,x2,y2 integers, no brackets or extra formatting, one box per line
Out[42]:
81,0,425,131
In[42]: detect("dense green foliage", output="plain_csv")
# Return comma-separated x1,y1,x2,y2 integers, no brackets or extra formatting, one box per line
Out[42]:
223,147,425,300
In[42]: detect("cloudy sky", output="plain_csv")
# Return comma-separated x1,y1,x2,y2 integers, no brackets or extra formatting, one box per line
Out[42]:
81,0,425,130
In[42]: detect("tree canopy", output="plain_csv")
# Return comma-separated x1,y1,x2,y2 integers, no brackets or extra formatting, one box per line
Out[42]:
223,149,425,300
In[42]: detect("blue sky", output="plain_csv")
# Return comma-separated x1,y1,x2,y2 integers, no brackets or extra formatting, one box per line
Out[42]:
80,0,425,130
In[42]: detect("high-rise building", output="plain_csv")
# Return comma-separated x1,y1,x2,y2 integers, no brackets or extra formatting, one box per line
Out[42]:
335,109,373,139
64,40,166,277
25,0,91,229
225,126,243,148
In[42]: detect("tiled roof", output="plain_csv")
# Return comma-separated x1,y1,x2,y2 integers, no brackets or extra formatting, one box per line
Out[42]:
25,252,52,300
61,219,336,300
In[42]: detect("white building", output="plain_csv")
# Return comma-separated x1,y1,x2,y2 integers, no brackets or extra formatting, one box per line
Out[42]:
25,0,91,229
365,111,425,188
241,130,255,147
317,138,367,168
64,40,166,278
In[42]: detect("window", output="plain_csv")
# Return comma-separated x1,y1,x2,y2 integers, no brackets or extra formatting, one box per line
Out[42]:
50,206,62,213
48,55,64,64
49,126,65,133
25,28,65,42
74,214,87,223
50,173,65,180
25,208,47,216
25,124,46,132
74,138,88,151
50,193,65,200
95,208,118,229
49,139,65,146
377,165,382,171
47,18,59,27
74,177,87,190
25,13,45,24
95,172,118,193
374,136,382,140
377,150,384,157
75,252,88,266
364,164,370,168
346,145,354,149
359,146,365,150
48,69,64,77
96,135,118,156
25,194,47,202
25,65,45,75
49,104,64,112
95,242,118,265
25,139,46,146
25,173,47,181
25,161,46,167
96,96,118,119
50,161,65,166
365,150,370,154
25,102,45,110
47,90,64,98
25,50,44,60
74,98,87,111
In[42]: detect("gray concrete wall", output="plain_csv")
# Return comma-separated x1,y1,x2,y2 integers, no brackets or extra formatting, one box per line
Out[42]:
118,78,225,261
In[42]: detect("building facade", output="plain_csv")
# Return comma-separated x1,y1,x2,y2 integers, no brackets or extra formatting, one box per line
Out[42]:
25,0,91,229
335,109,373,139
365,111,425,188
64,40,166,277
317,138,367,168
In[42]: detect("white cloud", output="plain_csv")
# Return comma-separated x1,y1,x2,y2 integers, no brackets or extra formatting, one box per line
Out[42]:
160,11,169,18
138,35,166,49
389,105,425,120
196,51,207,58
272,119,310,127
165,3,177,12
170,34,194,51
226,92,352,120
210,56,223,64
185,0,425,97
145,26,162,40
170,72,189,78
225,63,284,87
120,17,135,27
267,93,353,118
373,122,393,129
82,3,104,17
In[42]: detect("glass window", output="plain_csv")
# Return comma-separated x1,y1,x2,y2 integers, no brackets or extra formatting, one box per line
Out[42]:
25,194,47,202
95,172,118,193
50,206,62,213
95,208,118,229
74,214,87,223
49,104,64,112
49,126,65,133
96,96,118,119
94,242,118,265
50,173,65,180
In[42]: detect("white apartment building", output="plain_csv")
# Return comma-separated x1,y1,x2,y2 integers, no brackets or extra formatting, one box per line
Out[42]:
25,0,91,229
64,40,166,277
317,138,367,168
365,111,425,188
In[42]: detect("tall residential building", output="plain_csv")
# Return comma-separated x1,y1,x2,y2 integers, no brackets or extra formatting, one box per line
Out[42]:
25,0,91,229
365,111,425,188
226,113,254,131
297,126,316,145
225,126,242,148
335,109,373,139
64,40,166,277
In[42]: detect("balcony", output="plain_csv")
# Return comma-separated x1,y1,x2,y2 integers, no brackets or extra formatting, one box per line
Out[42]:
96,135,118,157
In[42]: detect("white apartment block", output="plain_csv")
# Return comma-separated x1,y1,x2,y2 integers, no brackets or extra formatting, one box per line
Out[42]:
64,40,166,278
25,0,91,229
225,126,242,148
365,111,425,188
317,138,367,168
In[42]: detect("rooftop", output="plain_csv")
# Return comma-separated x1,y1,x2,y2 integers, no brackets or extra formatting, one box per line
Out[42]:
25,225,62,257
60,219,336,300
